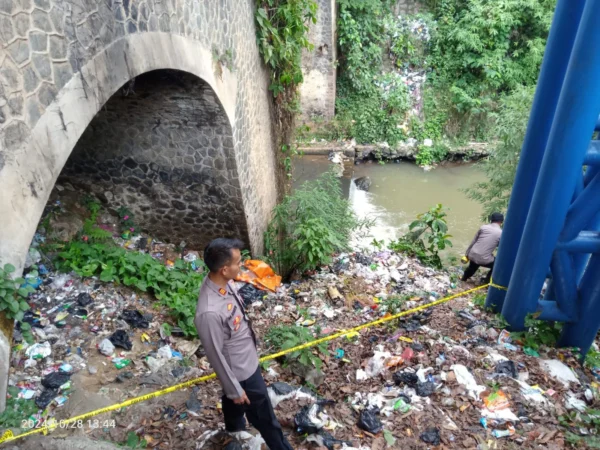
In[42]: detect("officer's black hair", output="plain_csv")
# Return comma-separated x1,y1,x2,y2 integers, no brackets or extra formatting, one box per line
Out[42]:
490,212,504,223
204,238,245,273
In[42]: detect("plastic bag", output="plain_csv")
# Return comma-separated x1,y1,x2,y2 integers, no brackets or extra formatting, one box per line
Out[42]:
393,371,419,386
109,330,132,351
121,309,150,328
295,404,326,434
224,442,243,450
238,283,264,306
36,389,58,408
495,360,517,378
99,338,115,356
42,372,70,389
77,292,93,306
420,428,440,445
357,408,382,434
416,381,436,397
484,390,510,411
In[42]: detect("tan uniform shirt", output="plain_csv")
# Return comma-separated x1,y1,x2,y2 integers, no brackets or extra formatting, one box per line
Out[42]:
466,223,502,265
194,277,259,399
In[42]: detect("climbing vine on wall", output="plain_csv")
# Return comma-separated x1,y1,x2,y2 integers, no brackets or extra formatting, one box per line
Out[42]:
254,0,317,192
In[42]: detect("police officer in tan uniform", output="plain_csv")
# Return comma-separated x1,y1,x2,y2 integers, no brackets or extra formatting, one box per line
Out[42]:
194,238,293,450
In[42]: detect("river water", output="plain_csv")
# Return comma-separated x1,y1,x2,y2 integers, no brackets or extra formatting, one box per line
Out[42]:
292,156,486,257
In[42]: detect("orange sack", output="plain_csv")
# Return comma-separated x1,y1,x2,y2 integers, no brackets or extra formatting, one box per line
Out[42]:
236,260,282,292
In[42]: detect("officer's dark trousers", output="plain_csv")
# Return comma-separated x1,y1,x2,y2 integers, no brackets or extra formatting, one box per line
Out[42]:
462,260,495,283
222,366,293,450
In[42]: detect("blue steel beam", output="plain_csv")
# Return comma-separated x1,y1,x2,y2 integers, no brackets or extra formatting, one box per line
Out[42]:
556,231,600,253
548,251,578,321
585,141,600,165
561,172,600,241
559,254,600,355
485,0,586,312
500,0,600,330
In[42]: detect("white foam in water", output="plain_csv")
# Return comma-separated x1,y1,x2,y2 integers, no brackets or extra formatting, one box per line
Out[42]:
349,179,400,250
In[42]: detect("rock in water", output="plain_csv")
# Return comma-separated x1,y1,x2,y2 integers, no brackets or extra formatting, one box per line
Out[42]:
354,176,372,191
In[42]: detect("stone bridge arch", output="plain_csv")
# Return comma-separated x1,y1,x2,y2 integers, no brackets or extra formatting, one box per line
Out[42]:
0,0,278,410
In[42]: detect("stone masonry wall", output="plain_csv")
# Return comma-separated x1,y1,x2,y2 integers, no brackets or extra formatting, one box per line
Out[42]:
0,0,277,257
0,0,278,412
59,70,247,249
299,0,336,121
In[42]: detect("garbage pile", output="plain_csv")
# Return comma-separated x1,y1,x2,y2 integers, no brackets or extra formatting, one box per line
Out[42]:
4,193,600,449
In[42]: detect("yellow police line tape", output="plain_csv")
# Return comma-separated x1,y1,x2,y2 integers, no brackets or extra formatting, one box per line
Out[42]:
0,281,504,445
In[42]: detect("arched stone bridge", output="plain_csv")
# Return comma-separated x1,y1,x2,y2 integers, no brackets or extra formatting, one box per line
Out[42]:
0,0,283,411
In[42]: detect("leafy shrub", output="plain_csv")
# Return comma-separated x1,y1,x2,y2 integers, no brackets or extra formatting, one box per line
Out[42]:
55,242,206,337
466,85,534,218
510,314,562,351
264,325,329,369
415,143,449,166
265,170,367,279
0,264,35,343
389,204,452,269
336,0,411,145
0,386,38,430
426,0,554,135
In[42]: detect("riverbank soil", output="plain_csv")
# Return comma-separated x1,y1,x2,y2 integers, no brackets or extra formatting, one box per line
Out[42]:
2,187,597,450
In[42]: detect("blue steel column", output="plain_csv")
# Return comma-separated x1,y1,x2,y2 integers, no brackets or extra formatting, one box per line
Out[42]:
485,0,586,312
501,0,600,330
558,254,600,355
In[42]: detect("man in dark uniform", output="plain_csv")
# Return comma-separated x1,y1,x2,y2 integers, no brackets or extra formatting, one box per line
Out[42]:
194,238,293,450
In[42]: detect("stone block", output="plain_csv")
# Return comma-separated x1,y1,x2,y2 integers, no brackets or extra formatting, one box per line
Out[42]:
0,15,14,42
32,9,52,32
29,31,48,51
36,81,56,107
49,35,67,60
31,53,51,80
22,64,40,93
52,61,72,90
9,38,31,67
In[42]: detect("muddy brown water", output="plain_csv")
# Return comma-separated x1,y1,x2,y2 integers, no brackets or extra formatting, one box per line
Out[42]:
292,156,486,258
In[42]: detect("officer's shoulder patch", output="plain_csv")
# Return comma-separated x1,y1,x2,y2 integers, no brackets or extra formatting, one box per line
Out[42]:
218,288,227,296
227,303,233,311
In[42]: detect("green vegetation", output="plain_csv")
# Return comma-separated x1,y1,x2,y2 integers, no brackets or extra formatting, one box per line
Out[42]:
389,204,452,269
426,0,554,138
82,198,112,242
55,242,206,337
0,264,35,343
560,408,600,448
264,325,329,370
304,0,554,158
0,387,38,430
254,0,317,192
510,313,562,351
466,85,535,218
264,170,367,278
335,0,411,145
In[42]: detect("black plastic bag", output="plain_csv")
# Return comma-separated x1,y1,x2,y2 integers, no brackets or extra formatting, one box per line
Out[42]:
68,305,88,317
416,381,436,397
109,329,132,350
41,372,70,389
238,283,264,306
295,404,323,435
357,408,382,434
393,371,419,386
318,430,352,450
356,254,373,266
77,292,93,306
495,360,517,378
115,371,133,383
420,427,440,445
270,382,297,396
36,389,58,408
121,309,149,328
